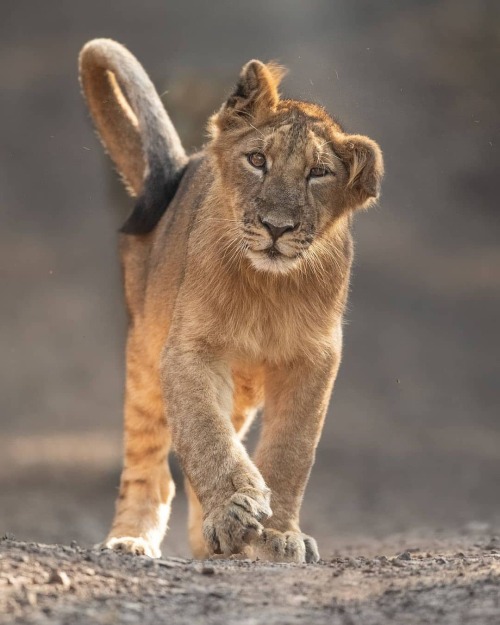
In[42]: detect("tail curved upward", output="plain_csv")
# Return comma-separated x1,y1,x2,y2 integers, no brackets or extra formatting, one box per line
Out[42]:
79,38,188,234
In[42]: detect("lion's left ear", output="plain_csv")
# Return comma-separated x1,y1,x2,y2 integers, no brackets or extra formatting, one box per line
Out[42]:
211,60,286,134
340,134,384,209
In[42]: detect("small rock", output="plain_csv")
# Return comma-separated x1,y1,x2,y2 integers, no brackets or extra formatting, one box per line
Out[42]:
13,554,29,564
397,551,412,561
436,557,447,565
157,559,183,569
201,565,215,575
168,556,191,564
48,570,71,589
25,590,38,607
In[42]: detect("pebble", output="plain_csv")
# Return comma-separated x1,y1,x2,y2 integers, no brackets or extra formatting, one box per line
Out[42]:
48,570,71,589
25,590,38,607
157,559,184,569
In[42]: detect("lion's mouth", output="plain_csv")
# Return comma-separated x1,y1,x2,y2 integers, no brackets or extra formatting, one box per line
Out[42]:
265,245,281,259
245,244,302,275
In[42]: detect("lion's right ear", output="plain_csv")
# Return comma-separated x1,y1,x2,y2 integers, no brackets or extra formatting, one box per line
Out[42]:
211,60,286,134
79,39,187,234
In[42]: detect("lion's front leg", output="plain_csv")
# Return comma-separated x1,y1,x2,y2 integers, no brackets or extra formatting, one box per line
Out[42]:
252,340,341,563
161,339,271,558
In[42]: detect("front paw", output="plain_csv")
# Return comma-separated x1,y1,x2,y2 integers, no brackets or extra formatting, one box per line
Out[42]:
203,488,272,556
251,529,320,564
102,536,161,558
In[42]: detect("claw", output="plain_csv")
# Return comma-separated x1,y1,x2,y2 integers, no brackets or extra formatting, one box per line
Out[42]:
250,529,320,564
103,536,161,558
203,489,270,557
304,536,320,563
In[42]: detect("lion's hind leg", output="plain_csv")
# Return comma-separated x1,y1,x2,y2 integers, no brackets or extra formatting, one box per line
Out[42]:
104,340,175,558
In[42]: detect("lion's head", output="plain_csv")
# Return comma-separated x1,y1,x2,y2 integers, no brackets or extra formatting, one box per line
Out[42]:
209,60,384,274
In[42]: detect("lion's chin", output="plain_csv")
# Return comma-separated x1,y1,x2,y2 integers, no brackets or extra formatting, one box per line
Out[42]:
246,249,299,275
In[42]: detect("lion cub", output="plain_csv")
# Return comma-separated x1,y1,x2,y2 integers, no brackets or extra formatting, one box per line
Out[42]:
79,39,383,563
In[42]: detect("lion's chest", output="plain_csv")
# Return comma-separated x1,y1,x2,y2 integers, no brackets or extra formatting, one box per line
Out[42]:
219,289,335,364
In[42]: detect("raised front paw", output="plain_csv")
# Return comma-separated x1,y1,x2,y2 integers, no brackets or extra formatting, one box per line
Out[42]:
251,529,320,564
102,536,161,558
203,488,272,557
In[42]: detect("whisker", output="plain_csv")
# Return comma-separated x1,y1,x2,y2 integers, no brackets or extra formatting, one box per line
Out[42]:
247,122,265,138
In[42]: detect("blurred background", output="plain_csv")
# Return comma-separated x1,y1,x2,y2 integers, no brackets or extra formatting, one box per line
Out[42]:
1,0,498,556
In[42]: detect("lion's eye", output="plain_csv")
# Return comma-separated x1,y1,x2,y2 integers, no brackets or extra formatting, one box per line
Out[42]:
248,152,266,169
309,166,330,178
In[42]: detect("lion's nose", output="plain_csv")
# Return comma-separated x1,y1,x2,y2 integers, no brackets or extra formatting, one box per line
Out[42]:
259,217,298,241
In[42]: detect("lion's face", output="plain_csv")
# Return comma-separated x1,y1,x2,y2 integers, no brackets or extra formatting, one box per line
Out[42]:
210,62,383,274
215,108,351,274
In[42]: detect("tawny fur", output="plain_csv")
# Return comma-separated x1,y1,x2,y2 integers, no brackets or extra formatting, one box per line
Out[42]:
79,40,383,563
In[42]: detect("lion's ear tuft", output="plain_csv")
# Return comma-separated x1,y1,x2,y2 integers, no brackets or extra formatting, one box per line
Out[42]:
211,60,286,133
340,135,384,209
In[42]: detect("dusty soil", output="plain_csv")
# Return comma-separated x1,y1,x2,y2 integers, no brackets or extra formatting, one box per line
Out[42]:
2,532,500,625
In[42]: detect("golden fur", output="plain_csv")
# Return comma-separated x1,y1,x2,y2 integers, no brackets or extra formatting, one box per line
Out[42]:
79,40,383,563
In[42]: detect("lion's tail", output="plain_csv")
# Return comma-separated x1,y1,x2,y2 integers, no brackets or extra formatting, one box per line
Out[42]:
79,38,188,234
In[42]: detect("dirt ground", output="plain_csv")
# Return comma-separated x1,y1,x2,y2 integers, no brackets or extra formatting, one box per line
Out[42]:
2,530,500,625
